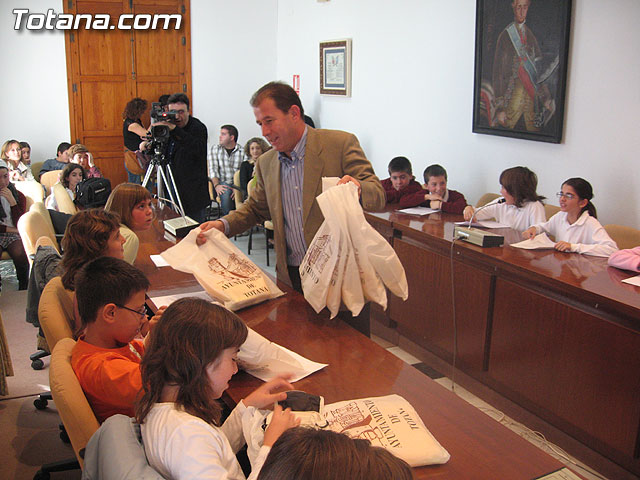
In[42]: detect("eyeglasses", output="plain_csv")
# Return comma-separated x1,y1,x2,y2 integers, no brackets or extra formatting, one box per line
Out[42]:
115,304,148,319
556,192,576,200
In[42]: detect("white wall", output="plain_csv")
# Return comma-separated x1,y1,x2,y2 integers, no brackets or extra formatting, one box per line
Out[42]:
276,0,640,227
0,0,70,162
191,0,277,148
4,0,638,227
0,0,277,161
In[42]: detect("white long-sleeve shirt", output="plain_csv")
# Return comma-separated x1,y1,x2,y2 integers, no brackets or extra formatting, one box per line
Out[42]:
531,211,618,257
475,200,546,232
142,400,270,480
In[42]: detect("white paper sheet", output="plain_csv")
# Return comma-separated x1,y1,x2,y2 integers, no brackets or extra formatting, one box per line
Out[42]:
510,233,557,250
454,220,510,229
150,254,171,267
238,328,327,383
622,275,640,287
150,290,216,308
397,207,440,216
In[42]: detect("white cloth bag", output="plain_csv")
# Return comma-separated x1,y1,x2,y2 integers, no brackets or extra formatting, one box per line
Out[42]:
341,185,408,301
242,394,450,468
324,394,450,467
318,186,365,317
300,185,367,317
299,219,340,315
160,227,283,311
325,185,388,309
300,183,407,317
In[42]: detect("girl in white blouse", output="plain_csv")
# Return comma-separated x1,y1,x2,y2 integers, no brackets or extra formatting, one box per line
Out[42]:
137,299,299,480
522,178,618,257
47,163,86,212
463,166,546,231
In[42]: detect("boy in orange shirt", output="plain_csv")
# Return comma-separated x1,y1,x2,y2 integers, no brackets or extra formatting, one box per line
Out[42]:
71,256,158,422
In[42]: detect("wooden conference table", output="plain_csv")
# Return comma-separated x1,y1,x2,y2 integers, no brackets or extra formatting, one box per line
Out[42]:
365,207,640,478
134,213,576,479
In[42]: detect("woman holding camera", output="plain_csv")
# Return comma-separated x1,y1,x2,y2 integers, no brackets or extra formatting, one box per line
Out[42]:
123,97,149,184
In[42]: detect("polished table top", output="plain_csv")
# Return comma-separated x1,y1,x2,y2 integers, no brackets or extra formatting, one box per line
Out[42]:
367,209,640,328
136,212,574,479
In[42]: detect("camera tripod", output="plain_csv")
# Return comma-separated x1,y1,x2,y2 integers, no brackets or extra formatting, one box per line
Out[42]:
142,156,186,217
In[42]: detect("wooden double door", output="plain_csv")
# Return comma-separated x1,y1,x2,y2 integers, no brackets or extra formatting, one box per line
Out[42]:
64,0,192,185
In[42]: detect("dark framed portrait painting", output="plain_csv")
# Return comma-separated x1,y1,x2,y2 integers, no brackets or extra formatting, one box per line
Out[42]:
472,0,572,143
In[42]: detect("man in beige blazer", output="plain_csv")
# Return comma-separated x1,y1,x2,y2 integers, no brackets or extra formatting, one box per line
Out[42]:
200,82,385,295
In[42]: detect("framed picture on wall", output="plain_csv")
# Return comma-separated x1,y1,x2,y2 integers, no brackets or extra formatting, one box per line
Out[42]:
320,39,352,96
472,0,572,143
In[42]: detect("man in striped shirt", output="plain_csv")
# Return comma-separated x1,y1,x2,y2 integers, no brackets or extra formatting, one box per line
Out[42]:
208,125,245,215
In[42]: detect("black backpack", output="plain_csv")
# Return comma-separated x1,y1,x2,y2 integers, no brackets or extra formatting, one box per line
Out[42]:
74,177,112,208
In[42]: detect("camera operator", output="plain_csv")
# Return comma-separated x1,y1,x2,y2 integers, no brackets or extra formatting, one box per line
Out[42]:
140,93,209,222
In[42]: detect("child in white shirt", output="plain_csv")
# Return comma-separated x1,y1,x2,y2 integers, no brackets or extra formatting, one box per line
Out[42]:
47,163,85,211
523,178,618,257
137,298,300,480
463,166,546,231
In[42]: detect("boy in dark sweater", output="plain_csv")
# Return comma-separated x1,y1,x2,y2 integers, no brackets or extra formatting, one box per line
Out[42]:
380,156,423,205
399,164,467,214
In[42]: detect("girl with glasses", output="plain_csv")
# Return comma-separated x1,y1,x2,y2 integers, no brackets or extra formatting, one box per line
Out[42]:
522,178,618,257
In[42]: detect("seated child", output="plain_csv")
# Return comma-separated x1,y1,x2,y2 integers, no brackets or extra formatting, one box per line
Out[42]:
71,256,156,423
46,163,86,211
609,247,640,271
19,141,31,165
400,164,467,213
2,139,33,181
463,166,546,231
26,209,125,344
0,160,28,289
137,298,299,480
523,178,618,257
40,142,71,176
68,143,103,178
380,156,423,204
257,427,413,480
104,183,155,264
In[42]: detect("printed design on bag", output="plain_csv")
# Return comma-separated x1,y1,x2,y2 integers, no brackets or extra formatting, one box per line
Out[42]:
325,400,407,448
307,235,331,271
208,253,257,280
301,235,332,284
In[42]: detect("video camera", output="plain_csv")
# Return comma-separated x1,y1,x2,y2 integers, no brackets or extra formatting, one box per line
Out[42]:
145,124,171,165
150,102,179,123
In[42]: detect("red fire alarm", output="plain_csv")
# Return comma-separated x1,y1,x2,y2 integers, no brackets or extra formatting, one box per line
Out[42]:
293,74,300,94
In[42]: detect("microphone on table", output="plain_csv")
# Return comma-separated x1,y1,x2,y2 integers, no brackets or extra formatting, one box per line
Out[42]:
453,197,505,247
153,194,200,238
469,197,505,227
